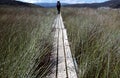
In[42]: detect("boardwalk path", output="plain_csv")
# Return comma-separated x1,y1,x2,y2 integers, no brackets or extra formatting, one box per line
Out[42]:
48,14,78,78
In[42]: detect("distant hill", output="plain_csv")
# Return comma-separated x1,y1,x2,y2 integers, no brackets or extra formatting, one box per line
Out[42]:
0,0,41,7
34,3,68,8
64,0,120,8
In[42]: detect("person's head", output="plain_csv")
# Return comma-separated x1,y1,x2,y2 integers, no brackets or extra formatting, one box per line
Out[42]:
57,0,60,3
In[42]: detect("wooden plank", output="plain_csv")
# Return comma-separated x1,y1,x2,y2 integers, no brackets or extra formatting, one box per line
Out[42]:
63,29,78,78
55,16,58,29
49,14,78,78
58,15,61,29
56,15,60,29
57,29,67,78
59,14,64,29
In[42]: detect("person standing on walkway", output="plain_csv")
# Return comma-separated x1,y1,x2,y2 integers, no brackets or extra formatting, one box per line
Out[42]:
57,0,61,14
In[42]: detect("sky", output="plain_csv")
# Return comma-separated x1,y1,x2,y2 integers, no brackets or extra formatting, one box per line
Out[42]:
17,0,109,3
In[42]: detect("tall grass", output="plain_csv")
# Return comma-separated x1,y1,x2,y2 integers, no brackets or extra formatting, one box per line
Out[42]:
62,8,120,78
0,6,55,78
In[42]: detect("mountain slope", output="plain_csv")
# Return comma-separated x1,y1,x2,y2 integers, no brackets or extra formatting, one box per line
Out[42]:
0,0,41,7
64,0,120,8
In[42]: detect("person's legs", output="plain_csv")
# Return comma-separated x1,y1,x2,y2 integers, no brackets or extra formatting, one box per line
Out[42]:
57,9,59,14
58,10,60,14
57,7,60,14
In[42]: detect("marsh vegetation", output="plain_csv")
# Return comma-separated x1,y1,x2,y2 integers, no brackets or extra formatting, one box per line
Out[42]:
62,8,120,78
0,6,55,78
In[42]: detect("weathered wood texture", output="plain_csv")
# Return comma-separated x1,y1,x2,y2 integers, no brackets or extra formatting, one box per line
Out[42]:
49,14,78,78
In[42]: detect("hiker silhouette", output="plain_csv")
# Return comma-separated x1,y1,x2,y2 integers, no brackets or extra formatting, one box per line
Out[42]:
57,1,61,14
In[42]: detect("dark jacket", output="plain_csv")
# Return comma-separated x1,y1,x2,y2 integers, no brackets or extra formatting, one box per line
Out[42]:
57,1,61,10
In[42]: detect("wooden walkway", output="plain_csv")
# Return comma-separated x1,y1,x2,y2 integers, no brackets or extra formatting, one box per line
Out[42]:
48,14,78,78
